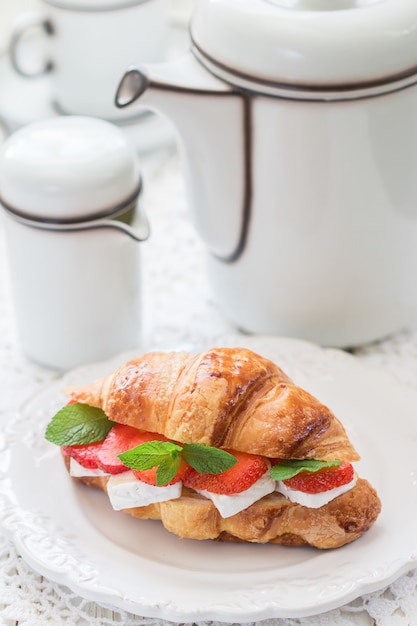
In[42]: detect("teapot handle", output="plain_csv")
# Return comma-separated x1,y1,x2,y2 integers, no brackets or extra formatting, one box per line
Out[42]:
10,13,54,78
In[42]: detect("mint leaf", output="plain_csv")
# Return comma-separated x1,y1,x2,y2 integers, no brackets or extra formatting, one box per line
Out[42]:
270,459,341,481
182,443,237,474
119,441,237,484
45,403,115,446
118,441,183,485
156,456,182,486
119,441,182,470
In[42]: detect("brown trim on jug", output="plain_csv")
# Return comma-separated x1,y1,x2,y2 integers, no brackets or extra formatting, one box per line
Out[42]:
0,179,143,226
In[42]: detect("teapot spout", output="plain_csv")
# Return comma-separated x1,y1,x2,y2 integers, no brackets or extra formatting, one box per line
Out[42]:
115,53,251,262
115,52,234,110
116,67,150,108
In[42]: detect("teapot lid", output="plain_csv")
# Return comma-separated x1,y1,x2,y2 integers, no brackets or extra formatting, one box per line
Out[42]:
0,116,141,222
191,0,417,97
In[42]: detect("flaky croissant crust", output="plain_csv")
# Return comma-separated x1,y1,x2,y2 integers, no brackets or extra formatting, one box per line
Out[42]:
65,347,359,462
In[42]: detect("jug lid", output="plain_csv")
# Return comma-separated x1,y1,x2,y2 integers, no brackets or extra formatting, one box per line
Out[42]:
191,0,417,96
0,116,141,221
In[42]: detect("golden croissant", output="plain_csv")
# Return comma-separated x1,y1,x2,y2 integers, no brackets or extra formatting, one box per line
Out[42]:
50,347,381,549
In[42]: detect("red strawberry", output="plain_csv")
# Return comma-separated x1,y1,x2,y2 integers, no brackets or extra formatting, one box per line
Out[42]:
62,442,102,469
283,462,354,494
132,458,190,486
183,450,269,495
97,425,167,474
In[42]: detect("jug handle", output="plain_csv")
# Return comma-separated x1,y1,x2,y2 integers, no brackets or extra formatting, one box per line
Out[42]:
115,53,251,263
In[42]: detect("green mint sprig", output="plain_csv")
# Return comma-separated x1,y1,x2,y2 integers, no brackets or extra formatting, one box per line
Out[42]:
45,403,116,446
119,441,237,486
119,441,183,485
270,459,341,481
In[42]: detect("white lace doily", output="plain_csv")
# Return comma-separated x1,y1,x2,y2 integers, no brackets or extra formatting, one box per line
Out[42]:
2,146,417,626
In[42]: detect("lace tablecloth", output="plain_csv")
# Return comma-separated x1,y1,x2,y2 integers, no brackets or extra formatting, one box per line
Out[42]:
1,148,417,626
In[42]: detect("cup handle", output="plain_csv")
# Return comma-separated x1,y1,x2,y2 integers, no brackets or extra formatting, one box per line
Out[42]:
10,14,54,78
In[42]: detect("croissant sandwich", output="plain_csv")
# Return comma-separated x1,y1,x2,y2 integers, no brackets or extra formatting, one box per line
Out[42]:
45,347,381,549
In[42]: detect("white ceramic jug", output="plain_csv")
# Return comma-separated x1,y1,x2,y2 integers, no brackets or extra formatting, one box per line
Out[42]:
115,0,417,347
0,116,148,370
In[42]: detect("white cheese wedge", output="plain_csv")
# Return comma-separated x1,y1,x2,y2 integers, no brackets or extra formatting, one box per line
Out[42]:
70,456,358,515
106,470,183,511
276,475,357,509
194,472,276,518
70,457,109,478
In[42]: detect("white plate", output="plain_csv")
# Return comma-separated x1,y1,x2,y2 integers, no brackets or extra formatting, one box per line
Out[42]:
1,335,417,622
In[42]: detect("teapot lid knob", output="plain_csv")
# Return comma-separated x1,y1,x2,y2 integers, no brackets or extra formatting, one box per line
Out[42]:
0,116,141,221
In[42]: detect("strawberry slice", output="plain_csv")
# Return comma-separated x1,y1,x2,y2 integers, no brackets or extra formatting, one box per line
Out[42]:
283,461,354,494
132,458,190,486
97,425,167,474
62,441,103,469
183,450,269,495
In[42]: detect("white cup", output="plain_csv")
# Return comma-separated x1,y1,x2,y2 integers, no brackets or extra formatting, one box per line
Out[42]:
9,0,168,120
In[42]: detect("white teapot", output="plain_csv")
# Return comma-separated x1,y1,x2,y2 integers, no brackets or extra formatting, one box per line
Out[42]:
116,0,417,347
